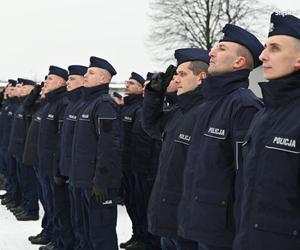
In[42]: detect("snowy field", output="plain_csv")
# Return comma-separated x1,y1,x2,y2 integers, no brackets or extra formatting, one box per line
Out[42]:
0,191,132,250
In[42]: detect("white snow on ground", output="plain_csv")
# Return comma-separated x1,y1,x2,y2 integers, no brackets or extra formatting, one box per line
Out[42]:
0,190,132,250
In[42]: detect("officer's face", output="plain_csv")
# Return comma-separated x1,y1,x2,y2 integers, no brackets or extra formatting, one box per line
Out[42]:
84,67,103,87
5,86,14,97
13,84,23,97
124,79,143,95
20,85,34,97
44,75,65,94
174,62,202,95
259,35,300,80
66,75,84,91
208,41,240,76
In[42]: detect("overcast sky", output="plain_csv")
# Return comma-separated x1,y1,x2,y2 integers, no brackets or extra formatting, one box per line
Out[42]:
0,0,299,83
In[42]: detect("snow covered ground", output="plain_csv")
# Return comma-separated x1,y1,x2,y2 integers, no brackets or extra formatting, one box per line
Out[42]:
0,190,132,250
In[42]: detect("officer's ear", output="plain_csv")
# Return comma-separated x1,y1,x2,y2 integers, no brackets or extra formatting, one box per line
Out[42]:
294,57,300,70
198,71,207,85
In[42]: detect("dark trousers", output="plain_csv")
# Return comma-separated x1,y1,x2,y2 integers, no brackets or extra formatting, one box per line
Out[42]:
134,172,161,249
122,169,140,239
7,154,21,205
82,187,118,250
0,146,7,178
16,158,39,215
161,237,198,250
35,167,52,240
41,176,55,242
50,180,74,250
69,184,87,250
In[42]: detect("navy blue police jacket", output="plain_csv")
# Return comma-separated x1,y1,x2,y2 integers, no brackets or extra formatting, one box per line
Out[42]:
38,87,68,177
142,85,204,238
70,84,122,189
0,100,9,147
130,105,161,176
177,69,263,247
233,71,300,250
22,99,45,167
121,94,143,171
59,87,85,178
0,97,20,148
8,97,32,159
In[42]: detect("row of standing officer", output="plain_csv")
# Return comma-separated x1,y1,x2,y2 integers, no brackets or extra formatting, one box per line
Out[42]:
142,21,264,250
142,11,300,250
0,79,40,222
0,57,123,250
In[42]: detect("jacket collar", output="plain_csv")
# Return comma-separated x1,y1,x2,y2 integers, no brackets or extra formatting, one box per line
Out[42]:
67,86,84,102
259,70,300,107
83,84,109,100
176,85,204,113
124,94,143,105
203,69,250,100
45,86,67,102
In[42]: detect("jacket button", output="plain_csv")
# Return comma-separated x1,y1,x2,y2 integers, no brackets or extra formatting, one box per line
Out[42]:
194,196,198,200
162,198,166,202
221,201,226,206
254,223,259,228
293,230,298,236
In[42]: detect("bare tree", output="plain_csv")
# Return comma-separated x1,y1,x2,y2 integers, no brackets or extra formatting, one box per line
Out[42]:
148,0,273,64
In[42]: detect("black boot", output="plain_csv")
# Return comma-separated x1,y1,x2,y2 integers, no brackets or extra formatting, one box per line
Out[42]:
28,232,42,241
30,234,51,245
39,242,58,250
16,212,39,221
1,197,11,205
6,201,17,209
126,241,146,250
120,235,137,249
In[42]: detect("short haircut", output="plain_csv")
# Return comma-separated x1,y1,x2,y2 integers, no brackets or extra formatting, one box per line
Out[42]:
292,37,300,53
99,68,112,82
188,61,209,75
236,45,254,70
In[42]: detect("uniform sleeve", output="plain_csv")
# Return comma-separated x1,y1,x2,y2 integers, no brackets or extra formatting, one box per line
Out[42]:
231,106,260,171
142,88,170,140
93,100,122,189
231,105,261,229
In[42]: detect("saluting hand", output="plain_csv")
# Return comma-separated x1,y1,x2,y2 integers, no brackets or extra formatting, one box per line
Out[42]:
149,64,177,92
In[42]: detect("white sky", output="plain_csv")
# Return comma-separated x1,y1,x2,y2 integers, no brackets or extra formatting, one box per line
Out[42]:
0,0,299,83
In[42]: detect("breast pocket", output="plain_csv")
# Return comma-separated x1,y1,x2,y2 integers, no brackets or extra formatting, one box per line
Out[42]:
202,124,232,163
263,134,300,183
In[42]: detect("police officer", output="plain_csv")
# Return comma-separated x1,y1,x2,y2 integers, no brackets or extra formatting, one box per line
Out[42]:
1,80,23,210
119,72,145,249
38,66,68,250
233,13,300,250
142,48,209,250
60,65,87,250
8,78,39,221
23,82,53,246
70,56,121,250
177,24,264,250
0,82,14,197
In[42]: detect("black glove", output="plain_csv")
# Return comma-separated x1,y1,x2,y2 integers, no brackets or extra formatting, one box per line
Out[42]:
149,64,177,92
53,175,68,186
23,84,42,109
92,186,109,205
